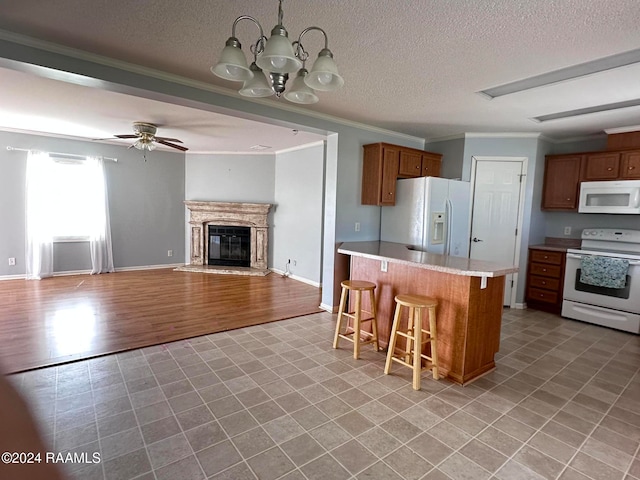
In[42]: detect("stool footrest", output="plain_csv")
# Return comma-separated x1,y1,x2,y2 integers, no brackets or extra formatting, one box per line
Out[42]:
390,355,435,372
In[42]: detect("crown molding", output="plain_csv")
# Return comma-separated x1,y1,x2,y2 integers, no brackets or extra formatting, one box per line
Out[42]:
464,132,542,139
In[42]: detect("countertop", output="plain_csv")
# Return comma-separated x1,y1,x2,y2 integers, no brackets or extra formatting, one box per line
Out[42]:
338,241,518,278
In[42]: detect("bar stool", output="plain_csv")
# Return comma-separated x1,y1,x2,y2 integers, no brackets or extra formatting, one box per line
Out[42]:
333,280,380,359
384,294,439,390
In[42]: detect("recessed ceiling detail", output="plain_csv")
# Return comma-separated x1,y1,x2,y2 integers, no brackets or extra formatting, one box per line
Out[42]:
479,47,640,99
531,98,640,123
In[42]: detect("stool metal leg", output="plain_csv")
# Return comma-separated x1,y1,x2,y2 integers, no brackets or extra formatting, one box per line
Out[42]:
333,286,348,349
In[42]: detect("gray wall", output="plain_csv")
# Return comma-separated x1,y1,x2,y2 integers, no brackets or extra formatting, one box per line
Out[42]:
273,144,324,283
0,130,186,277
424,136,465,179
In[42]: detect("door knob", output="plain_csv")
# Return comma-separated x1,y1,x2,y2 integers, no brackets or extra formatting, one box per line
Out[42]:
472,237,483,242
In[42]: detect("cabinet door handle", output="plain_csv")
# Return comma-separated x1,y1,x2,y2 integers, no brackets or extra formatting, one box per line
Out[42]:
607,167,613,171
541,281,546,285
416,166,420,169
566,197,571,201
630,166,636,170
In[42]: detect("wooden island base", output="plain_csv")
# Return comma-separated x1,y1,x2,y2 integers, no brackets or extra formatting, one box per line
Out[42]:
350,256,505,385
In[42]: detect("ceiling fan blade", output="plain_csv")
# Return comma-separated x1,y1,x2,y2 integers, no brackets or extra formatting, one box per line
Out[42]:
155,136,183,143
114,134,139,139
157,139,188,151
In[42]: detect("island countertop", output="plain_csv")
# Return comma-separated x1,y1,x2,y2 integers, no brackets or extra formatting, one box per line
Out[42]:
338,241,518,278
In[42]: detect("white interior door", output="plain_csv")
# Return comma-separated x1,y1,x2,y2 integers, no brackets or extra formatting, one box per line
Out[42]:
469,158,525,306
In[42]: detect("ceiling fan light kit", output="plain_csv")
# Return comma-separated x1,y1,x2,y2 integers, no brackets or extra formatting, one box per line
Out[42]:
211,0,343,104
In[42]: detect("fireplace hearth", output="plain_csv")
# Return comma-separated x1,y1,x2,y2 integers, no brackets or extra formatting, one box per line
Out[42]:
176,201,272,276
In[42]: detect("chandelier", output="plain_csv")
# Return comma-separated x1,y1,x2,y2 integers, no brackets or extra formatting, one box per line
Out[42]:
211,0,344,104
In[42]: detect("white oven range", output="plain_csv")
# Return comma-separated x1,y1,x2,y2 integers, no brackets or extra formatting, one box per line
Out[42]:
562,228,640,334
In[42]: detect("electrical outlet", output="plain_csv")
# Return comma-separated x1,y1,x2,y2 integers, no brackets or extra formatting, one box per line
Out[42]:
293,260,297,266
355,222,361,232
564,226,571,235
381,260,388,272
8,257,16,266
167,250,173,257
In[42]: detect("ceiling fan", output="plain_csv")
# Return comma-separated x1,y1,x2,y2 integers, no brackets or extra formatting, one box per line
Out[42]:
102,122,188,152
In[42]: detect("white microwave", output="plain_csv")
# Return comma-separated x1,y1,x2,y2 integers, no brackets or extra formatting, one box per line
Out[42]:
579,180,640,214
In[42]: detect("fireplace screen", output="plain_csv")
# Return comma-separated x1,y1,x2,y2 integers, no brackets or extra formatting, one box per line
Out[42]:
208,226,251,267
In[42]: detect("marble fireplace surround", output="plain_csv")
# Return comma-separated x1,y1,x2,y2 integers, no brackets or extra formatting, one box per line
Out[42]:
176,201,272,276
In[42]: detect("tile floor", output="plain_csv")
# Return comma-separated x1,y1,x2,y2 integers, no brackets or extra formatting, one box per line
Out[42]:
8,308,640,480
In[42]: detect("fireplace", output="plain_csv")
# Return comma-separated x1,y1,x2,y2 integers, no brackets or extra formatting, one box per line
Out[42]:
177,201,272,276
208,225,250,267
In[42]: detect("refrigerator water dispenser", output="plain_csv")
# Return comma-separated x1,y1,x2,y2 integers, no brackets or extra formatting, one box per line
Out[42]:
431,212,445,244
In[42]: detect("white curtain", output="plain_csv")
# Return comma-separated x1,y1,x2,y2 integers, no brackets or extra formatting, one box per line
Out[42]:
25,151,55,279
87,157,115,274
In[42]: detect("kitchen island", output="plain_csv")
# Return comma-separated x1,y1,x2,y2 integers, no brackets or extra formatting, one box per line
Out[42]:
337,241,518,385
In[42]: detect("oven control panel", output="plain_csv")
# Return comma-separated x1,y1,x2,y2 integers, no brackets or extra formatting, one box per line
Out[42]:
582,229,640,242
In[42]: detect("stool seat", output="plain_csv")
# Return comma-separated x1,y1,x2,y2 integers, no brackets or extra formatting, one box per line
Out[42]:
341,280,376,291
394,294,438,308
333,280,379,359
384,294,439,390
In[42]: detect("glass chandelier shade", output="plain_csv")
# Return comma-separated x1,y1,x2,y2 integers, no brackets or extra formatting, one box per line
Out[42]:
210,38,253,82
210,0,343,104
284,69,318,104
305,49,344,91
255,26,302,74
239,63,274,98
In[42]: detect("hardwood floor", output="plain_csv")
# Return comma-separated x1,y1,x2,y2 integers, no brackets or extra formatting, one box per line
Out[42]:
0,269,322,373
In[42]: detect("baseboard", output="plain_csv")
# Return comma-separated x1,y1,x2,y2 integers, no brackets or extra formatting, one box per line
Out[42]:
269,268,321,288
0,274,26,281
319,303,338,313
0,263,185,281
513,302,527,310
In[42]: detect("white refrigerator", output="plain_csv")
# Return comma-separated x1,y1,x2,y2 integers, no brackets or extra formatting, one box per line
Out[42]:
380,176,471,258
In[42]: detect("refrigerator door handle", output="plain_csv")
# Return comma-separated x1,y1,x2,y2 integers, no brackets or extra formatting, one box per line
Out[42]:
445,198,452,256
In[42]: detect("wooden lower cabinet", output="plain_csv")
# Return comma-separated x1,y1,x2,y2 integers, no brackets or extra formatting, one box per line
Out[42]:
525,248,566,314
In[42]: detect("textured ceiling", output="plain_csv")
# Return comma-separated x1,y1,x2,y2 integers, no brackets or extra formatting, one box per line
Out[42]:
1,0,640,148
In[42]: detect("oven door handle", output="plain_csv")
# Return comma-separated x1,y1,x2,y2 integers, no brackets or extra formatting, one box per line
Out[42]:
567,252,640,265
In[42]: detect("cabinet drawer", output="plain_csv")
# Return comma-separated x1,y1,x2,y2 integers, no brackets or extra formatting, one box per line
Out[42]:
527,287,558,304
528,275,560,291
529,262,561,278
529,250,563,265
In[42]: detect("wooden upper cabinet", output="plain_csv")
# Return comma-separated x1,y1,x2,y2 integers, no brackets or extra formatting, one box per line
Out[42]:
621,151,640,179
398,150,423,177
542,154,583,210
421,152,442,177
582,152,620,180
361,143,441,205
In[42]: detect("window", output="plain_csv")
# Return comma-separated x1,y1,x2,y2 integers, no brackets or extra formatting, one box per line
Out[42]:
28,155,107,241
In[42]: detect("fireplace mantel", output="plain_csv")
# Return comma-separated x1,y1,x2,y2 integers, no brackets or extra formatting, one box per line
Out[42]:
177,201,272,276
